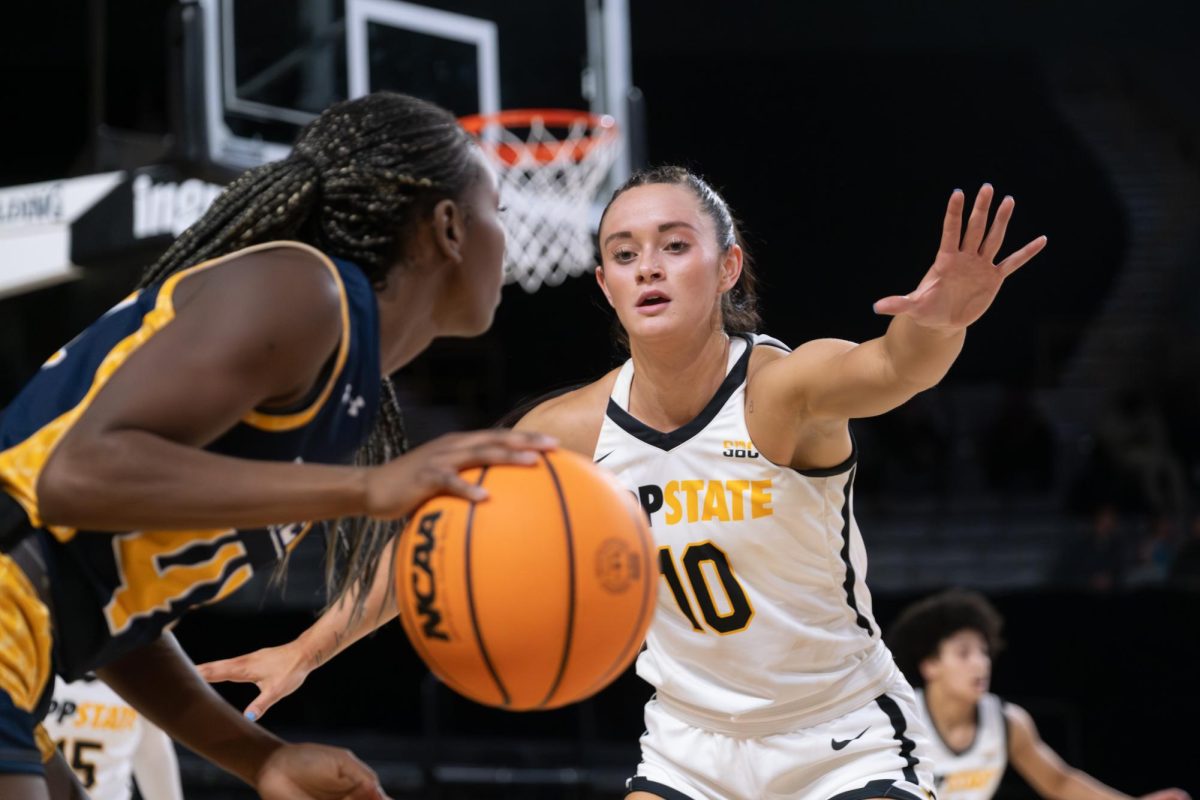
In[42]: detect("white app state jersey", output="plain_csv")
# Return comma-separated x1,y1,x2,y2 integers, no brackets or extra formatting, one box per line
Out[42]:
43,677,182,800
595,333,899,734
915,690,1009,800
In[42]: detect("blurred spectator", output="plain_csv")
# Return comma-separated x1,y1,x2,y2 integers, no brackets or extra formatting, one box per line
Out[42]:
1055,504,1127,591
980,384,1056,493
870,389,952,497
1168,514,1200,590
1125,514,1179,587
1161,368,1200,500
1095,390,1187,516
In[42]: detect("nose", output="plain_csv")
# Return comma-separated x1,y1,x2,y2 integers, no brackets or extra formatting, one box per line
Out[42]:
636,252,664,283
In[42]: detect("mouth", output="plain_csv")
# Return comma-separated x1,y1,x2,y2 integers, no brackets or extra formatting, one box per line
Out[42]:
635,290,671,313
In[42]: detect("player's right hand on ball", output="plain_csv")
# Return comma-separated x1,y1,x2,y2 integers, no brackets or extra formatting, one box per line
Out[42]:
196,640,310,722
256,743,391,800
364,429,557,519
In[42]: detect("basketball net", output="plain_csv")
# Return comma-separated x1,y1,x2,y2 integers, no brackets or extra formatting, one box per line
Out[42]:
459,110,621,293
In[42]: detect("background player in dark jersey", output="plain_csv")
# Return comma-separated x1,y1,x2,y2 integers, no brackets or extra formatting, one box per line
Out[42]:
0,91,553,800
888,590,1189,800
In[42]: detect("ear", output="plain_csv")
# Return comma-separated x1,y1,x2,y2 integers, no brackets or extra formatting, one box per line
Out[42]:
430,198,466,264
919,655,940,685
718,244,743,294
595,264,615,308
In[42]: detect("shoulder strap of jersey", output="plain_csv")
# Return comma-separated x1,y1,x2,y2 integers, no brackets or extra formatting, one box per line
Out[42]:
609,358,635,408
751,332,791,352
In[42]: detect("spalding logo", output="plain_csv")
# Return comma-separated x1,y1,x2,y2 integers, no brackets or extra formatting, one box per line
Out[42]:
595,537,642,594
412,510,450,641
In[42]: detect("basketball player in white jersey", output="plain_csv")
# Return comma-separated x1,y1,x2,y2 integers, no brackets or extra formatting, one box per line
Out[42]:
43,676,183,800
195,166,1048,799
888,590,1188,800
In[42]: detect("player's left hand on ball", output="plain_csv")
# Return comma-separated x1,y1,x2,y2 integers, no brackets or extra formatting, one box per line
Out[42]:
256,743,391,800
872,183,1047,330
1141,789,1191,800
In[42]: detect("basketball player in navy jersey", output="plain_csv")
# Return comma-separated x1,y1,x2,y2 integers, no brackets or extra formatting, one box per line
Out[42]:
889,590,1189,800
197,167,1046,799
0,91,555,800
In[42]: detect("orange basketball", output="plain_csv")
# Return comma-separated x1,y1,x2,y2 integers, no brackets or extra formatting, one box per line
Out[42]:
394,449,656,710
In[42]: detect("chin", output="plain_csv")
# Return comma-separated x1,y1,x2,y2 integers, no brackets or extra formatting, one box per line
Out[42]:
465,313,495,336
626,315,686,343
965,684,988,702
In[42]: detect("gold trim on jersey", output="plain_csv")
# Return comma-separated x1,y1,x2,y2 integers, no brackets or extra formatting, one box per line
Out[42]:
0,552,53,717
34,724,55,763
103,529,253,635
240,243,351,431
0,241,350,532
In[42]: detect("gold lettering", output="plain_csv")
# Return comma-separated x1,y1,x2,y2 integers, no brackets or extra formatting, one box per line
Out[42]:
701,481,730,522
664,481,683,525
750,480,773,519
680,480,705,523
727,480,750,521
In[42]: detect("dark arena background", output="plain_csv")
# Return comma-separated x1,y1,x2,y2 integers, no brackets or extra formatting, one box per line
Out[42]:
2,1,1199,798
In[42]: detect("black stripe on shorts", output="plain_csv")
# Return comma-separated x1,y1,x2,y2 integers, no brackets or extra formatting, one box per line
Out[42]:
627,775,701,800
828,777,927,800
875,694,920,785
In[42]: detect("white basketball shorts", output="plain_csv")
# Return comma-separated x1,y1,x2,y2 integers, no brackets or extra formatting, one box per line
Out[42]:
627,676,936,800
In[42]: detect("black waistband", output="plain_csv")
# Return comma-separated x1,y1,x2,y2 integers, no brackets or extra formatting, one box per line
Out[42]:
1,491,52,608
0,490,30,552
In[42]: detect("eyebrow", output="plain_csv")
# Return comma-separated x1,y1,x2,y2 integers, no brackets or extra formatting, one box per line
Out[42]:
602,221,698,248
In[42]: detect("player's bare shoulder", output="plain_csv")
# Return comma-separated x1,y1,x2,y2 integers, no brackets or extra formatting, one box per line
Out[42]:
514,370,619,457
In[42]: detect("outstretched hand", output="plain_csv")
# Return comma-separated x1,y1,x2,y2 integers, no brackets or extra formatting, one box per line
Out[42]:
196,642,311,722
873,184,1047,329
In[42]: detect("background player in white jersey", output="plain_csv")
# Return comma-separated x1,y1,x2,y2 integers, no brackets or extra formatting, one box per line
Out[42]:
43,676,183,800
888,589,1189,800
196,166,1046,800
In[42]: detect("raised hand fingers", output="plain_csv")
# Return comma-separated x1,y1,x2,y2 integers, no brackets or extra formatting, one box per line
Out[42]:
980,195,1015,261
939,189,966,253
996,235,1048,278
960,183,995,253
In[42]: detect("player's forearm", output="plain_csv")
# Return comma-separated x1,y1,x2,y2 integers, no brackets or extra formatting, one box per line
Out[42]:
879,313,965,391
1053,770,1133,800
39,428,368,531
806,317,964,420
97,633,283,787
297,538,400,670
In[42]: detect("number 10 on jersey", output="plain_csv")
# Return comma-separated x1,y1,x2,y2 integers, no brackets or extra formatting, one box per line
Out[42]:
658,542,754,634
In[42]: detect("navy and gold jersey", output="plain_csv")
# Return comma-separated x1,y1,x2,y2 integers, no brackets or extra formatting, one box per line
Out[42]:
0,241,381,678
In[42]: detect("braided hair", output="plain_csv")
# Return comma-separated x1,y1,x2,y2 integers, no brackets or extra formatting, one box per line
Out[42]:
137,92,479,615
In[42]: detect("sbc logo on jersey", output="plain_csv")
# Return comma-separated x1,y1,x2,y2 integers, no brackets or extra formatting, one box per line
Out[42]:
721,439,759,459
